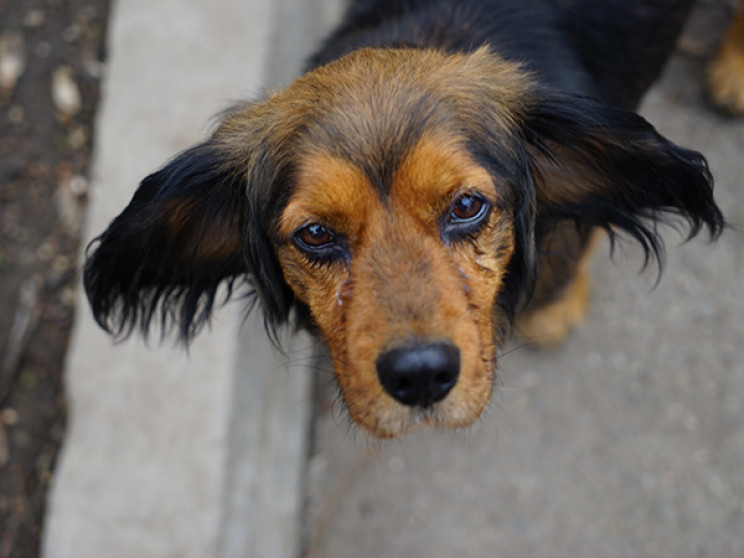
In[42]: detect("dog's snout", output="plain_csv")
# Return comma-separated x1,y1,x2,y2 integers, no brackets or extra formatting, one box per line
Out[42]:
376,341,460,407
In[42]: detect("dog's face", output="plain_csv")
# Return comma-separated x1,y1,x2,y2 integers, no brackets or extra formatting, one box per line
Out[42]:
85,47,722,438
278,132,514,435
266,49,533,435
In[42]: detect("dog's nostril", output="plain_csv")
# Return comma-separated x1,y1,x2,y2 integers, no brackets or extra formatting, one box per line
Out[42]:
376,341,460,407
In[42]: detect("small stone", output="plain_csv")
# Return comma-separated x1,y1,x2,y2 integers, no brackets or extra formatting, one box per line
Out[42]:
83,58,105,80
0,33,25,94
52,66,82,119
52,255,71,274
63,25,82,43
56,175,87,234
59,287,77,308
35,41,52,59
69,174,88,196
23,9,46,28
68,126,88,150
1,408,19,425
36,241,55,261
7,104,25,124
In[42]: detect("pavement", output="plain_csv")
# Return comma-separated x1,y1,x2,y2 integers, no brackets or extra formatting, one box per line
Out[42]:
43,1,744,557
43,1,342,557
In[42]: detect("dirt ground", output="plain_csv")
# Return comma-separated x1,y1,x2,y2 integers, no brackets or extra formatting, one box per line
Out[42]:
0,0,111,556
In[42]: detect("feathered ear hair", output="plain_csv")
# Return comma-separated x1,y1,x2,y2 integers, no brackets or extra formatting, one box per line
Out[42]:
84,103,298,343
523,92,725,267
84,142,247,341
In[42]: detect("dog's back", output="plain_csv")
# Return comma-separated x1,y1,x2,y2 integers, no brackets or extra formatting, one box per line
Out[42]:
311,0,695,108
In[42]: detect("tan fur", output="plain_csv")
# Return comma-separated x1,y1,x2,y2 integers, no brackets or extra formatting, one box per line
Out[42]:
708,7,744,115
516,229,600,347
214,47,533,172
203,47,616,437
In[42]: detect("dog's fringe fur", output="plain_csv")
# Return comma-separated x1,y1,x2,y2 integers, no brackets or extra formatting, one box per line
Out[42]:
83,143,250,342
524,93,724,271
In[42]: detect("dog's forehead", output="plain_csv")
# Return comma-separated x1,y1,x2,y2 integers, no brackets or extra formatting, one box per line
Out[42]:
285,47,529,193
300,83,452,197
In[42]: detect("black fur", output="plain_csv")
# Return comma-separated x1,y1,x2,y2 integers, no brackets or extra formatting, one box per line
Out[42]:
84,141,296,342
525,92,723,264
85,144,246,340
309,0,696,108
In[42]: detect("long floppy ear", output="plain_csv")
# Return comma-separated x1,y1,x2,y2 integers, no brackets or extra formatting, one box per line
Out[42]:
84,114,295,342
523,93,725,265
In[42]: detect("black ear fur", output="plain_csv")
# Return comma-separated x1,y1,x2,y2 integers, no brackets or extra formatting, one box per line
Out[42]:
84,140,293,342
524,93,725,267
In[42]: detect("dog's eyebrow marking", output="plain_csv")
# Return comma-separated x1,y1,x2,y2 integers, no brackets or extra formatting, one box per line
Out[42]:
393,131,498,204
283,130,502,252
279,150,382,244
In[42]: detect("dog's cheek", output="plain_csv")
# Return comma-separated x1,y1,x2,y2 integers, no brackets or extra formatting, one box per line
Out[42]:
450,219,515,361
276,246,407,437
275,247,349,335
275,248,382,427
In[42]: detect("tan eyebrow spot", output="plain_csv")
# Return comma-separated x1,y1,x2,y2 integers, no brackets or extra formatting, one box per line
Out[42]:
392,132,498,222
280,150,383,242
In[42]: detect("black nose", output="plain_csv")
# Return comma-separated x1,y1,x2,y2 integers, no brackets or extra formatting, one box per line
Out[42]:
376,341,460,407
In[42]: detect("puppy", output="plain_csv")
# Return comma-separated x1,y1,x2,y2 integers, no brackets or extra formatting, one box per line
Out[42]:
84,0,725,438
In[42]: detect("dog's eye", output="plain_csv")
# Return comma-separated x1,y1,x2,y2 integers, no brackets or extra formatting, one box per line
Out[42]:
442,192,491,242
292,222,350,263
450,193,487,222
294,223,336,248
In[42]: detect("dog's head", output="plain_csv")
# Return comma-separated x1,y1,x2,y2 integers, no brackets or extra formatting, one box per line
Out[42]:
85,47,723,438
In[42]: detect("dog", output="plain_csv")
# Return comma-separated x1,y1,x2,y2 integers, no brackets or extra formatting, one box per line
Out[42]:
84,0,725,439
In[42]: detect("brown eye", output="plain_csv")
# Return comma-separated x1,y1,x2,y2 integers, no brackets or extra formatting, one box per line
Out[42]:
295,223,335,248
442,192,491,242
293,223,348,263
450,193,487,222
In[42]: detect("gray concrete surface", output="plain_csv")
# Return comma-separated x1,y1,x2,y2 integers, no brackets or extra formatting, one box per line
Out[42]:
43,0,341,557
303,6,744,558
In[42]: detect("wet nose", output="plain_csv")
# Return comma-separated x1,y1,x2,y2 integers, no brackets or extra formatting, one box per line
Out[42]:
376,341,460,407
